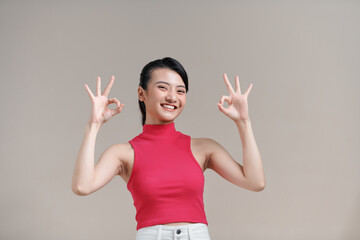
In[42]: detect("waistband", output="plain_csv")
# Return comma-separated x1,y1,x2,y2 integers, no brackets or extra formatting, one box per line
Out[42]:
138,222,207,232
137,223,209,240
159,223,206,231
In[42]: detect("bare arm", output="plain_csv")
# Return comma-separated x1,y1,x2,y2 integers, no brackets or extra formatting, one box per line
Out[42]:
207,121,265,192
214,73,265,191
235,119,265,190
71,121,124,196
71,75,125,196
71,121,100,195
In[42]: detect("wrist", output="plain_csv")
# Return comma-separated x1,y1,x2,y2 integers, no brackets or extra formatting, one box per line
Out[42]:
234,118,251,126
86,120,102,132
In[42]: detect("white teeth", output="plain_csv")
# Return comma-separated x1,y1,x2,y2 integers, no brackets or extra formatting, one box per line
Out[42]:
162,104,175,110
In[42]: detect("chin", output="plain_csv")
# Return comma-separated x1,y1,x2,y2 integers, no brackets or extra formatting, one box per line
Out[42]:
160,108,182,118
158,113,179,123
160,116,177,123
149,108,183,123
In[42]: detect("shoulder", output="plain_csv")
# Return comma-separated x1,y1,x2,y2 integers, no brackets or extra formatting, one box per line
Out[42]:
109,143,134,177
106,142,133,153
190,137,224,159
104,142,134,166
191,137,221,149
191,137,230,162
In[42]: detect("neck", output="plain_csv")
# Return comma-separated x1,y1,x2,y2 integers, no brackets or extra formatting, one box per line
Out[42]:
142,122,177,137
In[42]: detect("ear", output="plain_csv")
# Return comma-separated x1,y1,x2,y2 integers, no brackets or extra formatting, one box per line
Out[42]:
138,86,146,101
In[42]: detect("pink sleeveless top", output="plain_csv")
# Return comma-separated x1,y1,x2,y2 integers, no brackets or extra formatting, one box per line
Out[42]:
127,122,208,230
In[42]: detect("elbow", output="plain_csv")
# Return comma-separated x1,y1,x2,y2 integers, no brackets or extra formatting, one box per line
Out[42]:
254,182,266,192
246,180,265,192
243,178,266,192
241,181,265,192
72,184,89,196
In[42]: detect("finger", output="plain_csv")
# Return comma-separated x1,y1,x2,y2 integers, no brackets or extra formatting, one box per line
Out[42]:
84,84,95,100
119,103,125,112
217,102,230,115
223,73,235,95
103,75,115,97
108,98,120,108
244,83,253,96
111,103,125,116
235,75,241,93
219,95,231,106
97,76,101,96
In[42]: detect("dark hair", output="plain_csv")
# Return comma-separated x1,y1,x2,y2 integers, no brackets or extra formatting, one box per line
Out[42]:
138,57,189,126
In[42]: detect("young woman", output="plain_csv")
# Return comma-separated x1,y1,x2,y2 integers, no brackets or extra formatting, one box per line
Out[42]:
72,57,265,240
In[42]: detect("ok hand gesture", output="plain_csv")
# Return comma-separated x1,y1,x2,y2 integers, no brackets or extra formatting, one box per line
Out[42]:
84,76,125,126
218,73,253,122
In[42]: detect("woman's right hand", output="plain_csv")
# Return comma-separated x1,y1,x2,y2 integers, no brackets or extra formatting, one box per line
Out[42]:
84,75,125,126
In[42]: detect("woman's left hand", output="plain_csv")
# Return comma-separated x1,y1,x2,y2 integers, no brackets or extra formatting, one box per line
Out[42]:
218,73,253,122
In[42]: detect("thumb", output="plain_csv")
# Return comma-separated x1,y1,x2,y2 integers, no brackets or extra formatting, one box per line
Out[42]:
217,102,229,116
111,103,125,116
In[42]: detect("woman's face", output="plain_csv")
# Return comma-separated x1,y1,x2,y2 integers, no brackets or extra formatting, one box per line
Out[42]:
138,68,187,125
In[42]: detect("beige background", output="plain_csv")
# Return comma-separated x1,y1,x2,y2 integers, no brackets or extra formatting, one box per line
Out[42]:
0,0,359,239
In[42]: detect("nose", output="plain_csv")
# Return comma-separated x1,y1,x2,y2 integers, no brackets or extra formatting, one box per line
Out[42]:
165,89,177,102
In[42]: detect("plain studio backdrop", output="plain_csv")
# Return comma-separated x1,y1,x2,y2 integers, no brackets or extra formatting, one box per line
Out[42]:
0,0,359,239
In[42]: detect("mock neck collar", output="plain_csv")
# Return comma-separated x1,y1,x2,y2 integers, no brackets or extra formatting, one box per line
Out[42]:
142,122,177,137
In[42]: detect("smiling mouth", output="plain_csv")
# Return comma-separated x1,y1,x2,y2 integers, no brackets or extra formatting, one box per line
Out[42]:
161,104,177,110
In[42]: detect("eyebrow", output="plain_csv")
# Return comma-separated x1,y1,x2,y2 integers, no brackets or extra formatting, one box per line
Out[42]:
154,81,185,88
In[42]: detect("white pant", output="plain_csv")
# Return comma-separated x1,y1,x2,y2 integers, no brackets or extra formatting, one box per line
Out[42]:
135,223,211,240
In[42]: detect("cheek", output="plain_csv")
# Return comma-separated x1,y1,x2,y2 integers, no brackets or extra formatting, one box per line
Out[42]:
181,96,186,106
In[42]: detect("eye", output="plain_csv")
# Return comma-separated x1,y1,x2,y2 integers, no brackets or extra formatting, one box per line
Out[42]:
178,90,185,94
158,86,167,90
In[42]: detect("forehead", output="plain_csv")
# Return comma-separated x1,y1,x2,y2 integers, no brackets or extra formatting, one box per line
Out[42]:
149,68,184,86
